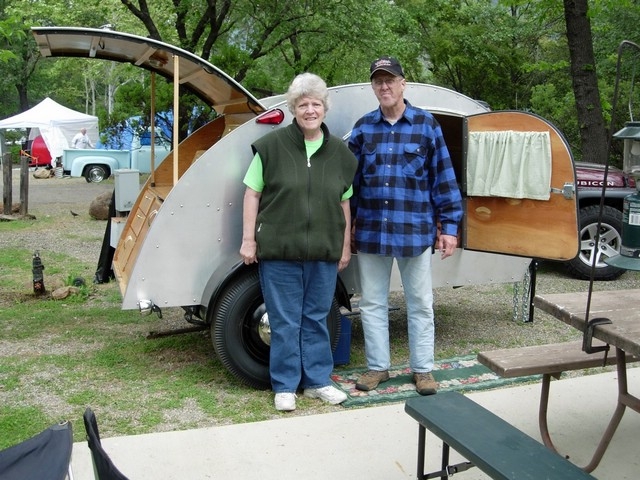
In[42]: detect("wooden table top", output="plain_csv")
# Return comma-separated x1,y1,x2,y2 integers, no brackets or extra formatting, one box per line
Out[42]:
533,289,640,357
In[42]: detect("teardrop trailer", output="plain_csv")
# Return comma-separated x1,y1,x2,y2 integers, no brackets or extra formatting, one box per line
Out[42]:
32,27,579,389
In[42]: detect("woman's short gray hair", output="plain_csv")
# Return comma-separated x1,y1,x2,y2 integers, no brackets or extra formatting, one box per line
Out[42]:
285,73,330,114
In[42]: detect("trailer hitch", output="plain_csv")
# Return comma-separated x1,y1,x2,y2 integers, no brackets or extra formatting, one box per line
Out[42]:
138,299,162,318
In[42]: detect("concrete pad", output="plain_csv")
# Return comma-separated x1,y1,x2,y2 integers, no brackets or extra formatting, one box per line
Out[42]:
71,367,640,479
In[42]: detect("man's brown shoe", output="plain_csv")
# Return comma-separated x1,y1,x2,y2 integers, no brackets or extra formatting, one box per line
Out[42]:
413,372,437,396
355,370,390,391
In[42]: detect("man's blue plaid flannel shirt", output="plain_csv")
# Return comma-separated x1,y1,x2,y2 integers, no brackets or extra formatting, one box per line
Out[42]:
349,100,463,257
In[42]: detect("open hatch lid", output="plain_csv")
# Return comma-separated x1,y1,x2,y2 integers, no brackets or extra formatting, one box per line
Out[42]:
31,26,265,116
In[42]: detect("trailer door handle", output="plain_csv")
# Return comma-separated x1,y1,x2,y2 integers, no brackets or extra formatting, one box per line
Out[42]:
550,182,575,200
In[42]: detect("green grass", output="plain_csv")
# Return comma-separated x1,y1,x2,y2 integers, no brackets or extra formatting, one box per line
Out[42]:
0,244,319,447
2,244,640,450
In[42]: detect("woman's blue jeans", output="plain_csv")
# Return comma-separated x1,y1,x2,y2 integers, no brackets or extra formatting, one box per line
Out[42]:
259,260,337,393
357,248,434,373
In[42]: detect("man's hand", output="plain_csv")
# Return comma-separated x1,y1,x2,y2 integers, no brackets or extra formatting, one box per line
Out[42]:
437,234,457,259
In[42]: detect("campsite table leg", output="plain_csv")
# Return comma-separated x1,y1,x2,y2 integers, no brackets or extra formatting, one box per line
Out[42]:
440,443,450,480
416,424,426,479
416,424,451,480
582,349,640,472
538,373,561,453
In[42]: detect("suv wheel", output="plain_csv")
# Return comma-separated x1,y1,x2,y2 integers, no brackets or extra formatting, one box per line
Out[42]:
565,205,625,280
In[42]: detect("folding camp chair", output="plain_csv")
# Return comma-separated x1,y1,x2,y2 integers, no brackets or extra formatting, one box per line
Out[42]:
83,407,130,480
0,420,74,480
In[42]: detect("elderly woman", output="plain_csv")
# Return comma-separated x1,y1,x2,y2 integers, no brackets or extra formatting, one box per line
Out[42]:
240,73,357,411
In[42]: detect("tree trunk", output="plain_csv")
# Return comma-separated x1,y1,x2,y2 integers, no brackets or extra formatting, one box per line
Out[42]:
564,0,609,164
17,82,29,111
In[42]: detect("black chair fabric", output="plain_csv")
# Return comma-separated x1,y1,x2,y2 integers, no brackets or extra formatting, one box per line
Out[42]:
0,421,73,480
83,408,130,480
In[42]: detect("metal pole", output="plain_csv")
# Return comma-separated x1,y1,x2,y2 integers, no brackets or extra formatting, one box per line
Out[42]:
150,71,156,187
19,150,28,215
2,152,11,215
173,54,179,187
584,40,640,344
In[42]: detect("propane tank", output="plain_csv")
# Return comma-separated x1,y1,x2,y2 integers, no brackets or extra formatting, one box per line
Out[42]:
604,174,640,270
620,190,640,258
606,123,640,270
32,251,45,295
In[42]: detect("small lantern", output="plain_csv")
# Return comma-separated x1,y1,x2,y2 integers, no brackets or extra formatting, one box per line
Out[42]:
614,121,640,175
604,122,640,270
32,251,46,295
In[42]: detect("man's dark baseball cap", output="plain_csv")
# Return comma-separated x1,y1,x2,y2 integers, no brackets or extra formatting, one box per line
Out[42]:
370,56,405,79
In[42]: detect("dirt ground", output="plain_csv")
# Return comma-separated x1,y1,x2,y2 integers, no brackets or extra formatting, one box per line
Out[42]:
1,165,113,212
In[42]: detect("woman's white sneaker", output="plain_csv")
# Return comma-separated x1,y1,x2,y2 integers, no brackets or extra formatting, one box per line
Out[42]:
274,392,297,411
303,385,347,405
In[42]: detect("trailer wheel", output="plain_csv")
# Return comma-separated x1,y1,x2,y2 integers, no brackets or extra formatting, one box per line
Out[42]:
84,165,108,183
211,269,342,390
565,205,625,281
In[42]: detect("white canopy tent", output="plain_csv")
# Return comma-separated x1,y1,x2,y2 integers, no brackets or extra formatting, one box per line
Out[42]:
0,97,98,160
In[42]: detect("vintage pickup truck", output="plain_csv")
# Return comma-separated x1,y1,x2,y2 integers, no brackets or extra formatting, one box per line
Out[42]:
61,134,170,183
32,26,583,389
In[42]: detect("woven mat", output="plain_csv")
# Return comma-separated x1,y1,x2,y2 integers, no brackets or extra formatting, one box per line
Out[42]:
331,355,537,407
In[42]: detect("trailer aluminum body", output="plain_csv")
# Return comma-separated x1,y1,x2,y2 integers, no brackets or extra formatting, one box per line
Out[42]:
32,27,579,388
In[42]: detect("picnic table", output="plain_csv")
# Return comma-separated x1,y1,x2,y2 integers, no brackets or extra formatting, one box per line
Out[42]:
533,288,640,472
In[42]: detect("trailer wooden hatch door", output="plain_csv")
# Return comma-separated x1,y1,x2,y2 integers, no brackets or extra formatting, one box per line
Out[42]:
463,111,579,260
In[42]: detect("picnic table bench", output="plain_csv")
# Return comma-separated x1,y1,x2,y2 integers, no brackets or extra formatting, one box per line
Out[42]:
477,340,624,378
404,391,595,479
477,340,639,459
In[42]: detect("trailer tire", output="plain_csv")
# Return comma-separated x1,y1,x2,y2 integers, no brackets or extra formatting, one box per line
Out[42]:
565,205,625,281
211,269,342,390
84,165,108,183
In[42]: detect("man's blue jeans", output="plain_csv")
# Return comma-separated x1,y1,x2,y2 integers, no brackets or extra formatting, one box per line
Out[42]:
259,260,337,393
357,248,434,373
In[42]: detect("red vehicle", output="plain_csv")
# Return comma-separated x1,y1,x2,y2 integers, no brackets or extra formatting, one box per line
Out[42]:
22,135,52,168
570,161,636,280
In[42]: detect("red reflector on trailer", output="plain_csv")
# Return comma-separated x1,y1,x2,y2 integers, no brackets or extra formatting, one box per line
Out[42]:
256,109,285,125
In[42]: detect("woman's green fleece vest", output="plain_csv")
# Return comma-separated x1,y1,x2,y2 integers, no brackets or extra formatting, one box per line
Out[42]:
251,120,357,261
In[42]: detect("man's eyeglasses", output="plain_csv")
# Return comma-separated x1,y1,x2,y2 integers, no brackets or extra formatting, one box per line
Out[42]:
372,77,400,88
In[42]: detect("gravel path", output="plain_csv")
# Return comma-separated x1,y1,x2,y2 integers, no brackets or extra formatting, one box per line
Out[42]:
0,208,106,265
1,168,115,266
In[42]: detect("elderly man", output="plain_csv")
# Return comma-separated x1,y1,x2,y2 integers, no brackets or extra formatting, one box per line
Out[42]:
71,128,94,149
349,56,463,396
